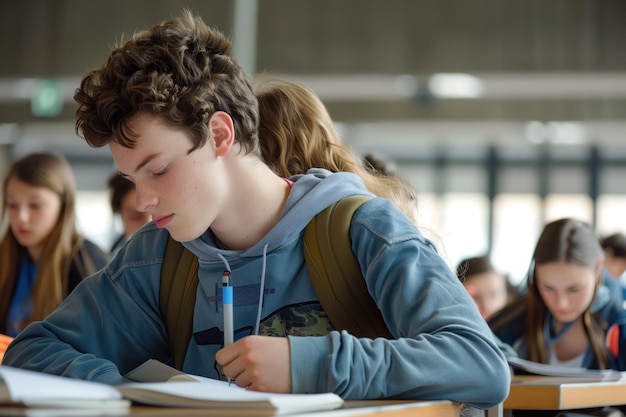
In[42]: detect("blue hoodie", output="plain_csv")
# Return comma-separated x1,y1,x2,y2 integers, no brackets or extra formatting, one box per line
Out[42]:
3,169,510,408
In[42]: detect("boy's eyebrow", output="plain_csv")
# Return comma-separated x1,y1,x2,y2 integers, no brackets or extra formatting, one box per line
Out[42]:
133,154,159,173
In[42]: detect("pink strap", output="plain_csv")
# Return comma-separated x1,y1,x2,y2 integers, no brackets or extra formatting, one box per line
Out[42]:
283,178,294,188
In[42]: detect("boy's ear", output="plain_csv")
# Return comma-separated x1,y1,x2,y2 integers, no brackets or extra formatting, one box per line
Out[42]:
208,111,235,156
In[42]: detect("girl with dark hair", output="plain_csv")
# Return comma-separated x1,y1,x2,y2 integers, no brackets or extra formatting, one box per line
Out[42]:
490,218,626,371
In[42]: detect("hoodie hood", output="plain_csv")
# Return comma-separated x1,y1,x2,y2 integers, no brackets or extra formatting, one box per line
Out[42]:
182,168,373,261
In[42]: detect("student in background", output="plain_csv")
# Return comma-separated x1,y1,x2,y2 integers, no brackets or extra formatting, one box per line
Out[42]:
107,173,151,255
255,69,489,417
0,152,110,336
255,77,419,226
363,151,399,177
256,78,496,416
4,11,510,409
489,218,626,371
456,255,510,320
600,232,626,302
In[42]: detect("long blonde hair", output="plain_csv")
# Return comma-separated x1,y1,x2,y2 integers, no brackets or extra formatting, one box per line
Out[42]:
0,152,85,330
255,77,419,225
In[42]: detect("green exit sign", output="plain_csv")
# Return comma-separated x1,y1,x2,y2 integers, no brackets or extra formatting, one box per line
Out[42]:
31,79,63,117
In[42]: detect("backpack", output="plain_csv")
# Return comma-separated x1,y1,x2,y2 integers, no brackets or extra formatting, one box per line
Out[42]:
159,195,392,370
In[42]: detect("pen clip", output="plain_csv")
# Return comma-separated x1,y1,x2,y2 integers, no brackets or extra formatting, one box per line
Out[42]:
222,270,231,287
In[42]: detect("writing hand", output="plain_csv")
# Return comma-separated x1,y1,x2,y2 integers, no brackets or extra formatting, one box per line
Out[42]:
215,335,291,393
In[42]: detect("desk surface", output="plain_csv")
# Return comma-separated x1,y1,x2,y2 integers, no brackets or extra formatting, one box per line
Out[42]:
505,373,626,410
0,400,460,417
315,400,459,417
130,400,460,417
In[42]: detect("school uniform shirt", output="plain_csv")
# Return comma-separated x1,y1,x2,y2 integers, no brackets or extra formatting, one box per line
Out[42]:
3,169,510,409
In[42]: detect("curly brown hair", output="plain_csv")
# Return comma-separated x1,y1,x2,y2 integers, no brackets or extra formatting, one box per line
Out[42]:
74,9,259,156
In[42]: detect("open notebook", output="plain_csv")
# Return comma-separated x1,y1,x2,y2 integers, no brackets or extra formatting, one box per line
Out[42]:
0,362,343,415
507,356,623,381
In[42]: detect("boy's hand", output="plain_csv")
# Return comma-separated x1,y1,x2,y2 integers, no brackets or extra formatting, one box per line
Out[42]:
215,335,291,393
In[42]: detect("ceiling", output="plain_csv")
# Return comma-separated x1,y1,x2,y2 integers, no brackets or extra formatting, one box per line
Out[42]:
2,0,626,153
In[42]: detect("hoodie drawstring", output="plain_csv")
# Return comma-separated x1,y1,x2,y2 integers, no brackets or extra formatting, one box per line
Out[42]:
254,244,269,336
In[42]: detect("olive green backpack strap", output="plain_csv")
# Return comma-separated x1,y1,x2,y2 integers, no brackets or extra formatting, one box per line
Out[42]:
303,195,393,339
159,236,199,370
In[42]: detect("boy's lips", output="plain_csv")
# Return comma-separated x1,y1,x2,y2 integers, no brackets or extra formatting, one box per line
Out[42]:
152,214,174,228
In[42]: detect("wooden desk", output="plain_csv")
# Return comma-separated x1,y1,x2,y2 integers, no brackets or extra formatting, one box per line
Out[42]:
129,400,459,416
0,400,460,417
485,373,626,416
314,400,459,417
505,374,626,410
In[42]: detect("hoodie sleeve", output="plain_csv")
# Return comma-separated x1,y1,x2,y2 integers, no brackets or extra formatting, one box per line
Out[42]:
288,198,511,409
2,231,173,383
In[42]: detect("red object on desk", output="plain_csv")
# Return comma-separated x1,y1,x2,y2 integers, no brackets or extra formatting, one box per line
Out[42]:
606,323,620,359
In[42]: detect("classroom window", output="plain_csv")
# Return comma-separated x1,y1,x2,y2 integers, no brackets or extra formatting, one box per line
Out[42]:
492,194,542,286
75,190,116,252
439,192,490,270
544,194,593,224
413,192,442,247
596,195,626,237
597,165,626,236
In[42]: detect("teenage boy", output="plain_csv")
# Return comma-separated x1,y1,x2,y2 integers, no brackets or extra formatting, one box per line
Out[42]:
3,10,510,409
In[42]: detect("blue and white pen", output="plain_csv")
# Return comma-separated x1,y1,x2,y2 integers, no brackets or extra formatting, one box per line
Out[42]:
222,271,234,347
222,271,234,386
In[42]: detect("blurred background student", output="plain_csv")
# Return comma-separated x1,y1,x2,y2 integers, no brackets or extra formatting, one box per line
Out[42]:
600,232,626,303
456,255,511,320
363,151,399,177
0,152,110,337
255,76,419,226
489,218,626,371
107,173,151,255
